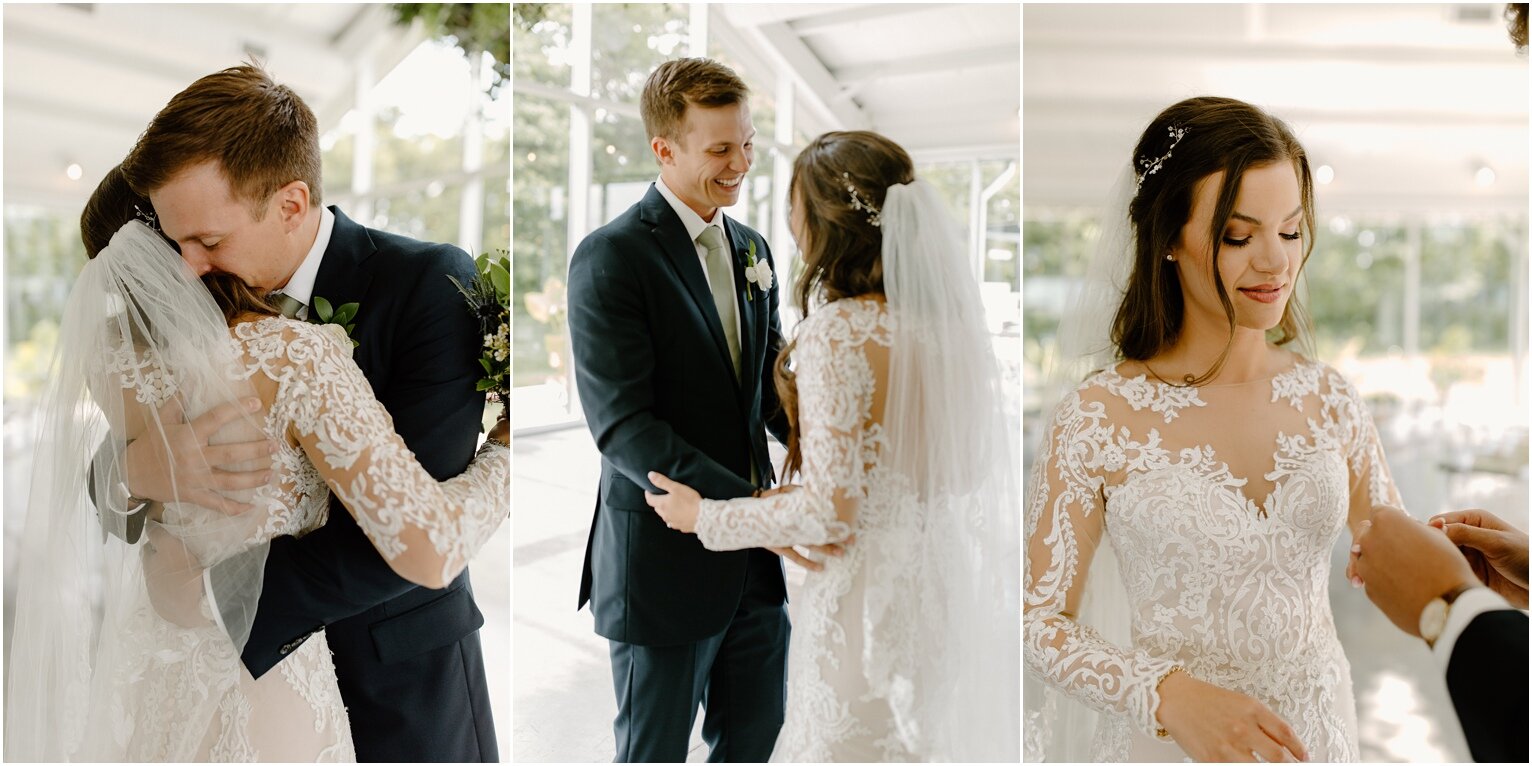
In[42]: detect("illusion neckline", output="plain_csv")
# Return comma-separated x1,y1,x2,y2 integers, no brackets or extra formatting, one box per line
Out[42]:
1108,354,1313,390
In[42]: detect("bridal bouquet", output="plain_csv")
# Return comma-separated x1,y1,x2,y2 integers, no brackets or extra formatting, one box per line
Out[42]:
449,248,511,403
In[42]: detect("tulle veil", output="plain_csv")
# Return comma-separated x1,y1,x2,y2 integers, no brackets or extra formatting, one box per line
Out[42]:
6,221,275,760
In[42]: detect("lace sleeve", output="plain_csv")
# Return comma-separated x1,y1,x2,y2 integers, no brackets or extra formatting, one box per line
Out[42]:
1327,368,1404,528
274,323,509,588
1023,390,1178,738
693,310,865,551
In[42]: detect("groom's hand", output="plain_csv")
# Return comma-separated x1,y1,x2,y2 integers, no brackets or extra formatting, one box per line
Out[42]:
141,522,213,629
1430,508,1529,609
769,537,854,573
125,397,278,515
1355,505,1478,638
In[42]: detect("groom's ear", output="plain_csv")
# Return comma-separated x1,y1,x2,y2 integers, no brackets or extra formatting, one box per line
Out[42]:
651,135,675,167
273,180,311,232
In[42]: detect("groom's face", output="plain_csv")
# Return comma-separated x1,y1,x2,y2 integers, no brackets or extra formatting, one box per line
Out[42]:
654,102,755,221
150,161,301,291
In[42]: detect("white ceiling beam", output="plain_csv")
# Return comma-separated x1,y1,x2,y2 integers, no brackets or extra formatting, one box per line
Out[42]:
1024,37,1517,65
836,44,1017,84
788,3,949,35
749,20,869,131
3,92,150,134
3,17,219,85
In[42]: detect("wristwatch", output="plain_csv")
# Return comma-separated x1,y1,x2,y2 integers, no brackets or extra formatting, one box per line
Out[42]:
1419,583,1477,648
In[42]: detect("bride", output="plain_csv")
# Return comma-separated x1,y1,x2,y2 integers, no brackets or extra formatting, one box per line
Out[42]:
5,166,509,761
1024,96,1402,762
644,130,1019,762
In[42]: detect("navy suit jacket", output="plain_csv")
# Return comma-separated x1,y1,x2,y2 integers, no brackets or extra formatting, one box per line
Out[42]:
1445,608,1527,763
214,207,498,762
569,184,791,647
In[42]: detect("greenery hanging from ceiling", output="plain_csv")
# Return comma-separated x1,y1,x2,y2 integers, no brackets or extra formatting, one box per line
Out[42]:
391,3,509,97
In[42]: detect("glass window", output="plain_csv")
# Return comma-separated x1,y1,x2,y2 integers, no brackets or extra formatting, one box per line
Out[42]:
513,94,571,394
514,3,573,88
590,4,689,102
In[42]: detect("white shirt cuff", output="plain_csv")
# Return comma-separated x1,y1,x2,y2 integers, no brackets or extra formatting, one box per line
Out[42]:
1433,586,1512,667
203,567,229,638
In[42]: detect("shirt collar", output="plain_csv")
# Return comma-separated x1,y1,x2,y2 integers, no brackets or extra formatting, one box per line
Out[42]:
655,175,728,247
274,206,335,306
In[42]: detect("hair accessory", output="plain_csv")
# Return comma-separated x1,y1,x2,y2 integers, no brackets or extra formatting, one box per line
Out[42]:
1135,125,1189,192
134,203,160,232
843,172,882,228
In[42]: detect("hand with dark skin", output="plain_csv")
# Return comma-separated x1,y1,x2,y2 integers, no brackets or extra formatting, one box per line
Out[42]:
1428,508,1529,609
1354,505,1479,639
645,473,850,572
1155,670,1309,762
125,397,279,515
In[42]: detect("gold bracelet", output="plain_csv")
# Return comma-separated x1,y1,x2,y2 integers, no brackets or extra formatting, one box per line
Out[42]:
1153,665,1186,740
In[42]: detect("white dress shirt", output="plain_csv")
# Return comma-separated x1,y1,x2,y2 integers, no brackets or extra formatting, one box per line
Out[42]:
1432,585,1517,667
654,176,743,346
271,206,336,320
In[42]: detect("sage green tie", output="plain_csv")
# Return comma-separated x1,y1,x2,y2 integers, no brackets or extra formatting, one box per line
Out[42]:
696,226,741,380
274,293,304,320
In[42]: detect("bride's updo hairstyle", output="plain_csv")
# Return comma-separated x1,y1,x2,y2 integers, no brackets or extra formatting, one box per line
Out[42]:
776,130,913,477
1113,96,1316,382
82,165,281,324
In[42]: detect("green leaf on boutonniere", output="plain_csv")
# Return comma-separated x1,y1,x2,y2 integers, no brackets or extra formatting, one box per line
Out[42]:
311,295,361,347
313,295,334,322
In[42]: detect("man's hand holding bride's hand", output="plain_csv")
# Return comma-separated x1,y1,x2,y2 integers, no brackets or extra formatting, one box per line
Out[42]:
125,397,279,516
1155,669,1309,762
1429,508,1529,609
645,471,701,533
1354,506,1478,638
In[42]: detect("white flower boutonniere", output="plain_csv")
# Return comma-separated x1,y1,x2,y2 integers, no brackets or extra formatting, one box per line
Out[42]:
743,240,772,301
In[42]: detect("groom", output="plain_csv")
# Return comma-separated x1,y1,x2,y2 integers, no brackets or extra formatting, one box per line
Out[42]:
97,64,497,761
567,57,792,762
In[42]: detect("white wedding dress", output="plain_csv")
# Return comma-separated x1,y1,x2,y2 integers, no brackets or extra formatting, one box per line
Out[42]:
34,316,508,762
695,298,912,761
690,294,1016,762
1024,355,1401,762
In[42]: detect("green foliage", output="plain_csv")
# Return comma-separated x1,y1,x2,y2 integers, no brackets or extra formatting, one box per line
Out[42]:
392,3,509,96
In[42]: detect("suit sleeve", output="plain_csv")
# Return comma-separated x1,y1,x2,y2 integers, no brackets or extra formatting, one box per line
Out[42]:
1445,608,1528,763
758,237,791,448
225,245,489,678
567,232,755,502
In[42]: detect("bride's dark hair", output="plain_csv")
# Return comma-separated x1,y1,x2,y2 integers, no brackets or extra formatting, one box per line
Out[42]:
1114,96,1316,383
81,164,281,324
776,130,913,478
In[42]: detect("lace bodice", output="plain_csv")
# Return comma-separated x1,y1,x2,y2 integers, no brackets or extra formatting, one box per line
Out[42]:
1023,357,1400,762
693,299,925,761
95,316,508,761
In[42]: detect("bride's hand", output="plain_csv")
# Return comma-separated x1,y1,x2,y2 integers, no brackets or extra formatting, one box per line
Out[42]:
645,471,701,533
1155,670,1308,762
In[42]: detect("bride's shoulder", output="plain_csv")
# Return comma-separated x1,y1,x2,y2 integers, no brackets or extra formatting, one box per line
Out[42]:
232,316,350,359
798,296,892,340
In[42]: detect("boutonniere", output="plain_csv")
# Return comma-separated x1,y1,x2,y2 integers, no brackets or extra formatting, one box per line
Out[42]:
742,240,772,302
311,296,360,348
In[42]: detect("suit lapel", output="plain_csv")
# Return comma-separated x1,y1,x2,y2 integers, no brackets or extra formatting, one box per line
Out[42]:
640,186,734,375
311,206,379,368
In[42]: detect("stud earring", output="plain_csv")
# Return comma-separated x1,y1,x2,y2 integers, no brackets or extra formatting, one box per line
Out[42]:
1165,253,1176,262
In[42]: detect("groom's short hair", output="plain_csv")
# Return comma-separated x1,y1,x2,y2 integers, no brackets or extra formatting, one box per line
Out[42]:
641,58,749,147
123,63,322,218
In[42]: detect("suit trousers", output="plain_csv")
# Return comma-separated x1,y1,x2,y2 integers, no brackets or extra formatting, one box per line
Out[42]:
608,551,789,763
